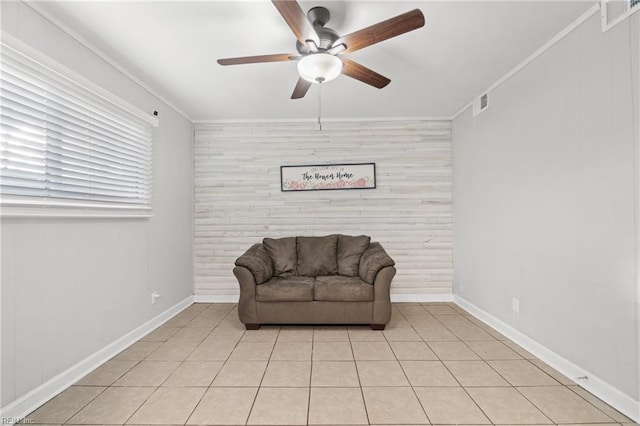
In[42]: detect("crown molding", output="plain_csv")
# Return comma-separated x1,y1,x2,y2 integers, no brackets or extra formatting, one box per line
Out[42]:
23,1,193,122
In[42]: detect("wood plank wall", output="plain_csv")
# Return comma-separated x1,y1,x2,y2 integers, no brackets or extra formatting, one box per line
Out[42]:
194,120,452,299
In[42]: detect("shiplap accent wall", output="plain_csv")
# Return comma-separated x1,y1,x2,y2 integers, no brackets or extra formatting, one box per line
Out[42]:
194,120,452,300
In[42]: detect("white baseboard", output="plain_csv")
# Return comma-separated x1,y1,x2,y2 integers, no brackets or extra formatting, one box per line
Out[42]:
391,293,453,303
0,296,194,422
193,293,454,304
454,295,640,423
194,294,239,303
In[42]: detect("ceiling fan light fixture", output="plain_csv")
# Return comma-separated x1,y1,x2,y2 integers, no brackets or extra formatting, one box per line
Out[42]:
297,53,342,83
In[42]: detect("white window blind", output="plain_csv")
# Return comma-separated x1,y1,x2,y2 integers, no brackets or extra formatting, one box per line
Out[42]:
0,43,156,214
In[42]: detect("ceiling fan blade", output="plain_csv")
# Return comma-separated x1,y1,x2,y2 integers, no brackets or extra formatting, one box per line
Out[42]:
217,54,296,66
334,9,425,54
291,78,312,99
272,0,319,46
341,58,390,89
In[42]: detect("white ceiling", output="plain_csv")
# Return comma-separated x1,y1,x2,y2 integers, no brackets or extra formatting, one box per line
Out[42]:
34,1,595,121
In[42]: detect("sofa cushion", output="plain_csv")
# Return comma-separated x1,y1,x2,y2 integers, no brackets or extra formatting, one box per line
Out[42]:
256,276,315,302
359,242,396,284
263,237,297,277
235,244,273,284
297,235,338,277
337,235,371,276
314,276,374,302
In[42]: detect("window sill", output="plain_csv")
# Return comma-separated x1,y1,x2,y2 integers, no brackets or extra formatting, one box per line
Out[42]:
1,203,153,219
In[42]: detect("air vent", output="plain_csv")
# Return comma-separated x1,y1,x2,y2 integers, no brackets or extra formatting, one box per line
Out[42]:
601,0,639,32
473,92,489,117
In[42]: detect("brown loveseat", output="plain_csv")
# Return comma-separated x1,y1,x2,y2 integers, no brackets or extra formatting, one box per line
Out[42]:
233,235,396,330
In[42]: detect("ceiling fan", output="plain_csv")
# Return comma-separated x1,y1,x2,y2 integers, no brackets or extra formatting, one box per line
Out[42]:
217,1,425,99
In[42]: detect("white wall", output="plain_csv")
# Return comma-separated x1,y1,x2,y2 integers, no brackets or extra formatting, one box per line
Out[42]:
631,13,640,412
632,11,640,409
0,1,194,410
453,10,639,406
194,120,452,300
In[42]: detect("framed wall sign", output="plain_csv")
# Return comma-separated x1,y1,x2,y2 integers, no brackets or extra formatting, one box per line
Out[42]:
281,163,376,192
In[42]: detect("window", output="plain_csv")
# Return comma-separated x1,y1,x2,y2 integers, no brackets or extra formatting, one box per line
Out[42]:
0,42,157,216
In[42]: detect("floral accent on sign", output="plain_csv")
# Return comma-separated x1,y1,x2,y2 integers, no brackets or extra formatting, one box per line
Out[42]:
281,163,376,192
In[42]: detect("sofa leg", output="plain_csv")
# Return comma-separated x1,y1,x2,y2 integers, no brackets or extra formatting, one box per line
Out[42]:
245,323,260,330
371,324,386,330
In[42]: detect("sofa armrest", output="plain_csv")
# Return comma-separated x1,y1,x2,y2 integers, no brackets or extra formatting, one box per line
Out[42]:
235,243,273,284
372,265,395,325
233,266,258,325
359,242,395,284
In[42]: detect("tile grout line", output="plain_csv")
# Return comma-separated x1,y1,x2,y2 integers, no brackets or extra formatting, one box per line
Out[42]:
191,305,250,425
515,383,616,425
58,386,108,426
349,328,371,426
566,385,633,422
306,330,314,426
441,307,502,426
396,307,433,425
427,307,496,425
244,325,281,425
181,306,233,426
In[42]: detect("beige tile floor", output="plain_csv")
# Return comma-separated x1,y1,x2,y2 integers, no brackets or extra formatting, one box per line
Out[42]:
28,302,637,426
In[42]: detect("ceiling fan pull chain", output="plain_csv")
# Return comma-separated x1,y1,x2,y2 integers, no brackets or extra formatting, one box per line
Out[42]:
318,82,322,131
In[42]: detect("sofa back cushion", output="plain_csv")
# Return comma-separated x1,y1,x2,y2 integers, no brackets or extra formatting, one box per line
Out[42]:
359,242,396,283
337,235,371,276
297,235,338,276
263,237,297,277
235,243,273,284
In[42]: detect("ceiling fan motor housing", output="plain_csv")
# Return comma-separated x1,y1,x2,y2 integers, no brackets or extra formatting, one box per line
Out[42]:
316,26,339,50
296,6,339,53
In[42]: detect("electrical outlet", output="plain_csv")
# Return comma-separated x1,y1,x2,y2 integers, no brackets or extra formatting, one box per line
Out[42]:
512,298,520,314
151,292,161,305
